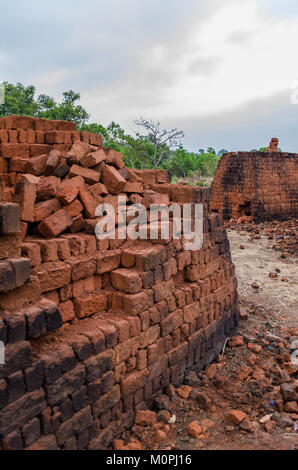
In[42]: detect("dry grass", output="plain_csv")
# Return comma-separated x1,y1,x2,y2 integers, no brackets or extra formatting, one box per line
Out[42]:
228,230,298,325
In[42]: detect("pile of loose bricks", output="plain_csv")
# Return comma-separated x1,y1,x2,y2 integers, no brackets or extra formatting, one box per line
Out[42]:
210,151,298,222
0,116,239,450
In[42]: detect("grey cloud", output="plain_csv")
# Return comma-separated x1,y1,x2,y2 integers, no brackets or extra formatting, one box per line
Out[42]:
1,0,225,96
187,57,221,76
1,0,298,153
226,30,253,44
168,90,298,152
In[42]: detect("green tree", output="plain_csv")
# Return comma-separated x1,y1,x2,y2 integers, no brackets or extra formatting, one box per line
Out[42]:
81,122,108,140
162,146,198,178
121,135,155,169
162,147,220,179
132,117,184,168
81,121,127,152
0,82,89,126
1,82,223,177
198,151,220,176
0,82,39,117
38,90,89,126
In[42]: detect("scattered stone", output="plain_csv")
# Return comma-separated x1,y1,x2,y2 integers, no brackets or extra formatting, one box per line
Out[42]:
157,410,171,424
240,309,248,321
190,391,212,410
248,343,262,354
271,412,294,429
205,364,217,379
227,410,247,425
155,395,171,411
269,272,278,279
168,415,176,425
154,429,168,444
176,385,192,400
188,421,203,439
260,414,273,424
239,419,254,433
228,336,244,348
264,421,275,433
135,410,157,427
284,402,298,413
184,371,201,387
280,383,296,402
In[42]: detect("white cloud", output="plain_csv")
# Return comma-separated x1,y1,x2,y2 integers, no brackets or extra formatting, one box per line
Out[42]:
147,0,298,119
1,0,298,150
76,0,298,137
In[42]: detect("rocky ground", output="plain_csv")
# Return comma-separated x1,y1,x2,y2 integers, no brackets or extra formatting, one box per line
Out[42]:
112,220,298,451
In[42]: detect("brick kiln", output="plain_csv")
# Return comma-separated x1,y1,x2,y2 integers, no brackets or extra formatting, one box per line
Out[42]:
0,116,239,450
210,150,298,222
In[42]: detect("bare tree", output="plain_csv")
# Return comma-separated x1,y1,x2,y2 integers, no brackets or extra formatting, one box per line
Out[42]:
133,117,184,168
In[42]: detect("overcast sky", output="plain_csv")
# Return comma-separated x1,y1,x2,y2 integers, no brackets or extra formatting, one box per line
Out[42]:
1,0,298,152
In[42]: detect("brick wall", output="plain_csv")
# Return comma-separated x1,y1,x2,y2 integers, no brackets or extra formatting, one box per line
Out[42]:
0,116,239,450
210,151,298,222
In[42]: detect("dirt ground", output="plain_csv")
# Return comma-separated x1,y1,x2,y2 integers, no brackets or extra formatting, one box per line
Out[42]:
117,222,298,451
229,229,297,324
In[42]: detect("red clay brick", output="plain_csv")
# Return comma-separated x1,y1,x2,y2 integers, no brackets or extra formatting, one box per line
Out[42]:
101,163,126,194
45,150,60,176
123,291,154,316
111,269,142,294
59,301,75,323
37,177,60,201
81,149,106,168
66,256,96,282
120,369,149,397
29,144,52,157
2,144,30,159
90,183,109,197
78,186,98,218
73,290,108,318
64,199,83,218
96,250,121,274
9,158,28,172
69,165,100,185
34,199,62,222
124,182,144,193
13,182,37,222
105,150,125,169
8,130,18,143
33,261,71,292
27,130,36,144
56,184,79,206
67,141,91,164
38,209,72,238
0,129,9,144
70,215,85,233
26,154,47,176
21,243,41,267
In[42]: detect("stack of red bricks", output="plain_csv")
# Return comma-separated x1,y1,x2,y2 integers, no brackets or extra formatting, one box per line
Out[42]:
0,116,239,450
210,151,298,222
